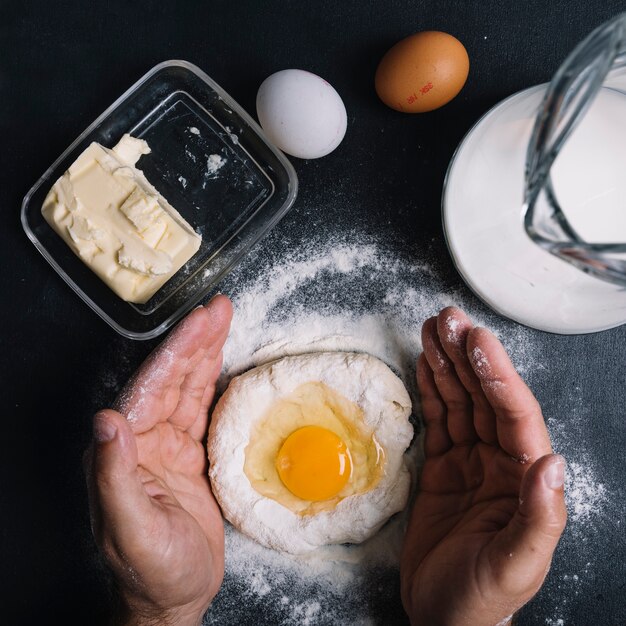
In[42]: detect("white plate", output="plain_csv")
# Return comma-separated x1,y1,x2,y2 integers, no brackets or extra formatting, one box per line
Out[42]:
442,86,626,335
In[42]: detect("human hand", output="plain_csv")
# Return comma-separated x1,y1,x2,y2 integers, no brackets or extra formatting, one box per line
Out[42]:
401,307,567,626
85,295,233,626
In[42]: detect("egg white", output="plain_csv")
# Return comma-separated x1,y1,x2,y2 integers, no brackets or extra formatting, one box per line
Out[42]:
244,380,386,515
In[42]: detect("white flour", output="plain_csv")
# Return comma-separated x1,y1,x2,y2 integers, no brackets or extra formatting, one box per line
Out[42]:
547,415,609,529
219,237,539,397
205,232,551,624
535,407,614,626
564,461,608,524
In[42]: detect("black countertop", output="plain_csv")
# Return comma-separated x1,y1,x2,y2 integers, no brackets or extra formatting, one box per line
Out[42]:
2,1,625,624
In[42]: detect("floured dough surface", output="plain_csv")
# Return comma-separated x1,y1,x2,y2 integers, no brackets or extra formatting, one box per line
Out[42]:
207,352,414,554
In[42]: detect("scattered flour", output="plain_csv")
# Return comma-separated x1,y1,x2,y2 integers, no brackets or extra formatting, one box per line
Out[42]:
219,237,539,397
205,232,547,624
114,346,177,424
564,460,608,524
547,416,609,528
444,315,462,342
471,345,492,377
536,407,615,626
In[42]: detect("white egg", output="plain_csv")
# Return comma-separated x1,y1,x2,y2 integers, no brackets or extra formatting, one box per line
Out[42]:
256,69,347,159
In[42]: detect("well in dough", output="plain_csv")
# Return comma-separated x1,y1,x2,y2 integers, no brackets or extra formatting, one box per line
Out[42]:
207,352,414,554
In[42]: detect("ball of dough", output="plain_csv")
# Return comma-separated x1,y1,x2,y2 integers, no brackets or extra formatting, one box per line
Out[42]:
207,352,414,554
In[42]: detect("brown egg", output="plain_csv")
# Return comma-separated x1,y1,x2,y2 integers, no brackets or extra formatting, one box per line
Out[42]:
375,31,469,113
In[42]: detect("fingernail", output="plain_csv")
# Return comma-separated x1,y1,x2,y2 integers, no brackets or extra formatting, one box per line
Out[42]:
544,455,566,489
94,413,117,443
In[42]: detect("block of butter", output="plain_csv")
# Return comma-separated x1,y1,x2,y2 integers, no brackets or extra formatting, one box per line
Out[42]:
41,134,201,304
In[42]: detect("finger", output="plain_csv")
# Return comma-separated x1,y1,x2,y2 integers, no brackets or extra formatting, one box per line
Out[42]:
488,454,567,594
467,328,552,462
87,410,156,547
416,353,452,457
114,294,233,433
437,308,498,444
188,351,224,441
436,308,498,445
422,316,478,445
166,351,218,431
168,297,232,431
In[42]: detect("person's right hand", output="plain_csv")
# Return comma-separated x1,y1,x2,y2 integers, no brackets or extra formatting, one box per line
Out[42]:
85,295,233,626
401,307,567,626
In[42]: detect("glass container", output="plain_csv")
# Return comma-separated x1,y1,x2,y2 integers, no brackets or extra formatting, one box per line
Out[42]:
22,60,298,340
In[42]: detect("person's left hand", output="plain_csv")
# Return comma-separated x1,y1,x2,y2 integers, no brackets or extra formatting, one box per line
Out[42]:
85,295,233,626
401,306,567,626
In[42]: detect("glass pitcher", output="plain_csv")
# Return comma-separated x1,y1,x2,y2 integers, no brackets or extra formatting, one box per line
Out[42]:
524,12,626,286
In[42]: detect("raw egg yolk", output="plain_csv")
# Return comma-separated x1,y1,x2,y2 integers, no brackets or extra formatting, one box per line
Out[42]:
275,425,352,501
